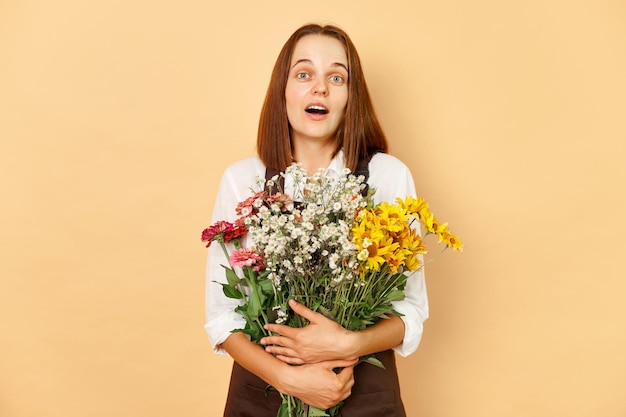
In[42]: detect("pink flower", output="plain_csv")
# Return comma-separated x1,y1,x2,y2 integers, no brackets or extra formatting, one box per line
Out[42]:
229,248,265,271
236,191,267,217
267,192,293,212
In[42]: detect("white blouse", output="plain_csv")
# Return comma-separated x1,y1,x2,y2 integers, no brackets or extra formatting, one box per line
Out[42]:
205,150,429,357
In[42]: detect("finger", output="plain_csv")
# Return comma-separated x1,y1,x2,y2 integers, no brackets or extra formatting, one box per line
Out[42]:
273,354,305,365
289,299,321,322
263,323,296,338
263,344,296,358
323,358,358,370
337,369,353,380
259,335,291,347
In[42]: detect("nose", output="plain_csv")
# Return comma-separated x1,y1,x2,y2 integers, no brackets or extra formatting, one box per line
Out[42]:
312,79,328,96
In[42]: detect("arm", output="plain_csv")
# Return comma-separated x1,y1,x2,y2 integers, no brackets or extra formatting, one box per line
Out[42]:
261,299,405,364
220,332,357,410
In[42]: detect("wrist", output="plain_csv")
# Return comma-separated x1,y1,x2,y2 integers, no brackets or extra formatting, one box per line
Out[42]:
342,330,363,358
270,361,296,395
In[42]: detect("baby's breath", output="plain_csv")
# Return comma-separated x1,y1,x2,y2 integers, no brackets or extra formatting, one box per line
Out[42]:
244,164,368,307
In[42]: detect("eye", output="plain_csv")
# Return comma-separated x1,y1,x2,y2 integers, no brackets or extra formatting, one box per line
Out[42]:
296,72,310,80
330,75,345,84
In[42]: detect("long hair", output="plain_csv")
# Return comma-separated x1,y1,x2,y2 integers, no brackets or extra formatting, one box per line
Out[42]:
257,24,388,172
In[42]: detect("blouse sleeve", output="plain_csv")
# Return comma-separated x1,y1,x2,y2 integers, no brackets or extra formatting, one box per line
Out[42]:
204,158,264,355
368,153,430,357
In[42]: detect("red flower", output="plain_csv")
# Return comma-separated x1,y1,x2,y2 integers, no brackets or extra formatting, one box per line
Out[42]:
201,219,249,248
201,221,234,247
224,221,248,242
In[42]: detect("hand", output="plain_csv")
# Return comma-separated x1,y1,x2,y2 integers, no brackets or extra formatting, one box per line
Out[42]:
280,358,357,410
261,299,359,364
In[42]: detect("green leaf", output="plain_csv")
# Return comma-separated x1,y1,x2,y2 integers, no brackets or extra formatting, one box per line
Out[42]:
257,277,275,295
247,291,262,318
308,405,330,416
224,267,241,287
363,355,386,369
312,299,323,311
234,305,250,321
326,401,345,416
276,402,290,417
243,327,260,341
220,284,243,299
385,290,405,302
349,316,363,330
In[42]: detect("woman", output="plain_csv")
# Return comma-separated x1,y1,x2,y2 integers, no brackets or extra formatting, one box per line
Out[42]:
205,24,428,416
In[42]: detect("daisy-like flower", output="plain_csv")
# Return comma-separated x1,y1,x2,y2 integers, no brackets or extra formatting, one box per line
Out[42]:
272,305,288,324
396,196,429,218
440,230,464,252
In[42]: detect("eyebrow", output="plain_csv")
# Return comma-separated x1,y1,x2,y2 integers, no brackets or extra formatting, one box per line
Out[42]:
291,59,348,72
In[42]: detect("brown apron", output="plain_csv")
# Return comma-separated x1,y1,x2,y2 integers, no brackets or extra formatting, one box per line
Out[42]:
223,349,406,417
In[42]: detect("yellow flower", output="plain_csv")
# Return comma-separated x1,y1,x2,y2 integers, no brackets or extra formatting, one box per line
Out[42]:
440,230,464,252
352,197,461,273
352,207,407,272
420,211,436,234
434,221,449,239
374,202,409,233
396,196,428,216
367,236,400,272
397,228,425,270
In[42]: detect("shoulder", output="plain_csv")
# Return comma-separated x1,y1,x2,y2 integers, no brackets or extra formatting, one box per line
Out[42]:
219,157,266,186
222,156,265,177
368,152,414,184
367,153,417,202
216,156,266,200
369,152,411,172
212,157,266,220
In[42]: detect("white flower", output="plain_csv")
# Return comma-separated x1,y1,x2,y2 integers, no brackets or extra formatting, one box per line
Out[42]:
272,305,288,324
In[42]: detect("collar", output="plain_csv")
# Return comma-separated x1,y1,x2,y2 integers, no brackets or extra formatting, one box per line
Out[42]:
324,150,346,178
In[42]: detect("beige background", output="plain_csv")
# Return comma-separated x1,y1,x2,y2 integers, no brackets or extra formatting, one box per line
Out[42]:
2,0,625,416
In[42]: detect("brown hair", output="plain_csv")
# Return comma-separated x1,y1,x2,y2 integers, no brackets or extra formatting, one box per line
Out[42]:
257,24,388,172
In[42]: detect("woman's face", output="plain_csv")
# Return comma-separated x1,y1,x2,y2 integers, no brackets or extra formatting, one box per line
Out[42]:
285,35,349,147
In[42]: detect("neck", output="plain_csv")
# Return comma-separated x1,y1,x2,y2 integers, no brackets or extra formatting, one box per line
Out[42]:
292,139,336,174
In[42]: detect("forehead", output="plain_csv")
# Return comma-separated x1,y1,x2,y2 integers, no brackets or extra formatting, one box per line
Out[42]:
290,35,348,67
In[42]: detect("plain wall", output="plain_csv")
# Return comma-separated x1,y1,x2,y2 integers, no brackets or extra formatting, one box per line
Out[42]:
1,1,625,416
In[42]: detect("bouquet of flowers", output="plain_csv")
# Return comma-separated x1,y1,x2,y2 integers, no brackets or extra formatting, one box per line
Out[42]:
202,165,462,417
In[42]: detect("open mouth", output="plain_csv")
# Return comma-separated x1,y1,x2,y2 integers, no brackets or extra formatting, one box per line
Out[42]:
305,105,329,115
